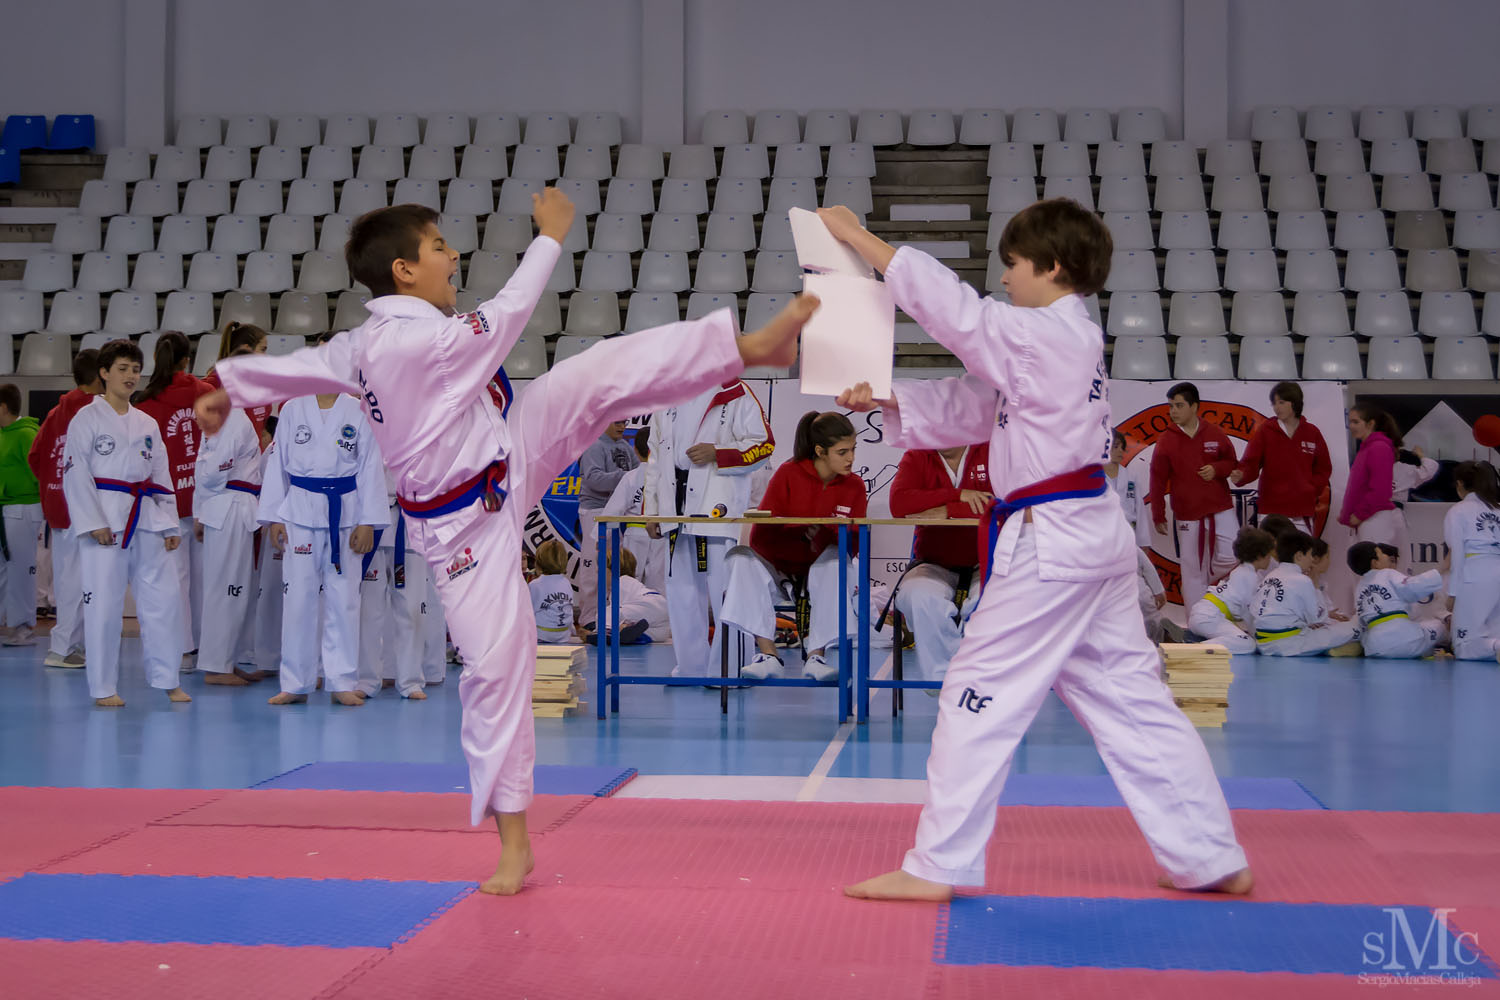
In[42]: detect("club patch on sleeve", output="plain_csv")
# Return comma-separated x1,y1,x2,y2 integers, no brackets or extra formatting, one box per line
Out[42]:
460,311,490,336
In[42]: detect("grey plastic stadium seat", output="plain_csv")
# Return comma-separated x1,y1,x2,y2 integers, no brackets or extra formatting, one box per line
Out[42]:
662,145,713,181
50,214,100,254
78,179,128,217
510,144,561,180
606,145,659,181
1302,336,1363,379
317,214,354,253
553,335,604,364
76,251,128,292
1484,293,1500,336
624,292,681,333
1468,104,1500,140
822,177,874,214
1354,291,1414,336
464,251,517,295
420,112,470,148
456,145,506,183
104,215,156,254
1365,336,1426,379
1116,108,1167,143
490,178,543,215
219,291,272,332
180,179,231,216
186,252,238,292
1305,106,1356,140
302,145,352,182
408,144,458,181
282,179,333,216
987,176,1038,213
23,252,72,292
591,213,645,252
191,333,223,375
1250,105,1300,141
751,110,799,145
240,251,294,293
803,109,853,146
1412,105,1463,141
1282,248,1346,294
1275,213,1331,251
1216,211,1273,250
648,214,701,252
204,145,253,181
986,211,1018,250
296,250,349,292
704,212,756,252
503,335,547,377
1158,211,1214,250
574,112,622,147
1204,140,1254,177
1168,292,1227,337
45,292,100,334
1094,141,1145,176
235,179,284,216
332,291,372,330
264,334,303,355
983,254,1008,292
273,292,329,335
392,178,442,212
658,178,710,214
130,252,184,293
223,114,271,148
1455,211,1500,251
275,113,322,148
1063,108,1112,143
1162,249,1218,292
1359,106,1409,140
544,247,576,293
855,109,904,146
158,146,203,184
555,178,601,216
700,110,749,147
601,179,653,215
907,109,957,146
1009,108,1059,145
1322,172,1378,212
695,251,748,293
1223,249,1281,292
1043,175,1093,210
564,292,621,335
160,291,216,334
1230,291,1290,337
1432,338,1494,379
1425,137,1479,175
1154,173,1207,212
1237,336,1299,380
743,292,791,332
767,177,817,215
1488,139,1500,175
1313,138,1367,177
102,292,156,334
437,179,491,217
157,215,208,255
577,251,632,293
1465,250,1500,292
1405,250,1463,292
1333,211,1389,250
176,115,222,149
1110,336,1170,379
687,292,740,325
1097,175,1150,212
480,214,531,253
209,215,261,255
19,333,74,375
355,145,405,183
1417,291,1478,337
719,143,770,179
371,113,420,148
474,113,521,147
1438,173,1494,211
104,146,151,182
773,143,823,178
751,251,801,292
987,142,1035,177
1343,249,1402,292
1104,291,1164,337
1174,336,1234,379
1380,173,1436,212
1102,212,1153,249
1264,173,1319,213
126,181,179,221
254,145,303,182
524,112,571,146
1149,141,1199,177
636,251,690,292
711,178,762,215
1213,174,1267,212
1040,141,1090,177
1257,138,1310,177
1392,211,1449,251
1291,291,1353,337
958,109,1007,145
1103,250,1158,292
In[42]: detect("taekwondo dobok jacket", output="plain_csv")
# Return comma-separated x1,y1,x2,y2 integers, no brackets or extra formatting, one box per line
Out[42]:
645,380,774,540
60,398,179,538
193,408,263,532
1197,561,1263,622
1251,563,1331,633
1445,492,1500,587
1354,568,1443,626
257,395,388,532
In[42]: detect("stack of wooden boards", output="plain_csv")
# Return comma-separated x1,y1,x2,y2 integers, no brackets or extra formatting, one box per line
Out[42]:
1160,642,1232,728
534,645,587,717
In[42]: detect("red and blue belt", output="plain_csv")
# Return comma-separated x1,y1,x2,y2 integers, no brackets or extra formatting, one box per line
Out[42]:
397,460,508,522
93,478,173,549
226,479,261,497
978,464,1108,585
287,473,358,573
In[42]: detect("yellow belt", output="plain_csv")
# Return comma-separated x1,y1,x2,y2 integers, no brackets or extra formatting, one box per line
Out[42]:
1368,611,1409,628
1204,592,1237,623
1255,626,1301,644
538,623,572,633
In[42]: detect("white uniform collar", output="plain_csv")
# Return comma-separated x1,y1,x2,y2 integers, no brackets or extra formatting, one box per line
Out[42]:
366,294,451,320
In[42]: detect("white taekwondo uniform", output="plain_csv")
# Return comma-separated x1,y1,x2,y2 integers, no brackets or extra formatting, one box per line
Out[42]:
1354,567,1447,658
193,408,263,675
1444,493,1500,659
358,472,428,698
1187,562,1266,654
1250,562,1358,655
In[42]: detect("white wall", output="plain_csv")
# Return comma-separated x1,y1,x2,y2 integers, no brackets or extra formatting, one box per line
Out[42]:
2,2,125,147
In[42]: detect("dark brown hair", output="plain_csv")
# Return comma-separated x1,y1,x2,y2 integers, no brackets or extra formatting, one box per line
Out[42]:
0,384,20,416
1350,402,1403,448
1454,460,1500,510
217,320,268,360
72,348,101,387
1275,530,1316,564
793,411,855,462
346,204,441,297
98,339,144,377
1270,381,1304,417
997,197,1113,296
1231,527,1276,564
138,331,191,402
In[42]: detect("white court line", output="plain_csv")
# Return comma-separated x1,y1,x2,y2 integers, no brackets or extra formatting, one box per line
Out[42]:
794,651,896,801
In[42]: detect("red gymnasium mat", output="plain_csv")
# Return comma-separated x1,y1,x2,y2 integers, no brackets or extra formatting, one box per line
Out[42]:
0,940,383,1000
157,789,593,834
0,787,222,875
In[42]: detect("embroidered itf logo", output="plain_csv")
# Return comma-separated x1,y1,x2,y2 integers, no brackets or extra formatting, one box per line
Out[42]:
460,311,490,336
957,687,992,713
446,547,478,580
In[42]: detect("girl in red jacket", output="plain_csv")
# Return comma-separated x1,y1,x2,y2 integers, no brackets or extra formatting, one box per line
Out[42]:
135,332,215,665
720,411,867,683
1338,402,1401,545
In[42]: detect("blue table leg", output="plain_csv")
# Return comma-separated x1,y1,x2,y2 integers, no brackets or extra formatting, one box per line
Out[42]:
595,520,607,718
610,525,621,714
837,524,849,724
858,523,871,723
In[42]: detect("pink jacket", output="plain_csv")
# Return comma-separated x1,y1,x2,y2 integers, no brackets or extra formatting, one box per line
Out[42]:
1338,431,1396,525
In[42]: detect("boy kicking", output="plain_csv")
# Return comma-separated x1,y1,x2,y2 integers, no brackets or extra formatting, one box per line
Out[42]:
198,189,816,894
822,200,1251,901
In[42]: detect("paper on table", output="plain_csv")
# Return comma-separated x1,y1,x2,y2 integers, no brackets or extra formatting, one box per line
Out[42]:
787,207,875,278
799,271,894,398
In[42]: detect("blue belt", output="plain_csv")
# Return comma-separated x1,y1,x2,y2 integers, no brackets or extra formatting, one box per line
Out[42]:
287,473,358,573
361,509,408,588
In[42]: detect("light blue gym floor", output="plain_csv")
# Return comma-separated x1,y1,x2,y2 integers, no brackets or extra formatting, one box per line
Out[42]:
3,639,1497,812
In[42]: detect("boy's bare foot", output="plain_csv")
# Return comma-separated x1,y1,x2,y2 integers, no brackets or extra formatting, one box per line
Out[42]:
268,692,308,705
737,293,820,369
404,689,428,700
95,694,126,707
234,667,266,682
330,690,365,706
844,869,954,902
204,672,249,686
1158,868,1254,895
167,687,192,702
479,843,535,896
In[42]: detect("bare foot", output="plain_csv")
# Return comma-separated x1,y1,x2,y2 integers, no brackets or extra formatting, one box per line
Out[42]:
381,678,395,688
95,694,126,707
234,667,267,682
1158,868,1254,895
479,843,535,896
167,687,192,703
330,690,364,707
268,692,308,705
204,672,250,686
404,689,428,700
737,293,820,369
844,869,954,902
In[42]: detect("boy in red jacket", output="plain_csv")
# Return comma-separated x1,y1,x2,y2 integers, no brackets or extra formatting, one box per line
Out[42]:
28,349,101,667
1150,382,1240,609
889,444,991,682
1230,381,1330,535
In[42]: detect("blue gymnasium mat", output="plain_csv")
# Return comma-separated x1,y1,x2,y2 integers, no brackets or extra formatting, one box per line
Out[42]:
0,873,471,947
939,895,1498,976
995,775,1323,810
253,761,638,797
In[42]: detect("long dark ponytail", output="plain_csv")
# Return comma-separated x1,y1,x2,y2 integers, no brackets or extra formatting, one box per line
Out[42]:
138,330,193,402
1351,402,1403,449
792,410,855,462
1454,461,1500,510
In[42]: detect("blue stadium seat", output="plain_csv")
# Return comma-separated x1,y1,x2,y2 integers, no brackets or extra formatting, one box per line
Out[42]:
45,114,95,150
0,147,19,186
2,115,48,151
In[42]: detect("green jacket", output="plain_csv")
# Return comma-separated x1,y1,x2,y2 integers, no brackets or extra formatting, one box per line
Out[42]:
0,416,41,506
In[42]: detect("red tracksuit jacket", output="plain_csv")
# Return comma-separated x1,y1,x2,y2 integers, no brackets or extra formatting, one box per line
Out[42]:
1149,420,1235,524
1233,417,1331,518
750,458,868,576
889,444,990,568
135,371,215,519
27,387,95,531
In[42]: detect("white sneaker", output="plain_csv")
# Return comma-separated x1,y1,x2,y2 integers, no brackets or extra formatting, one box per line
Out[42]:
802,653,838,683
740,652,782,681
3,625,35,646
